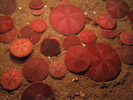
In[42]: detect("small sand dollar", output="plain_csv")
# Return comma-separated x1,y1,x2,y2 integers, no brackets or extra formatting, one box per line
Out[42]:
97,14,116,29
80,29,96,43
40,37,61,56
18,26,41,45
1,69,22,90
120,31,133,45
0,26,17,42
127,10,133,22
100,28,116,39
0,16,14,33
10,38,33,57
64,46,91,73
29,0,44,9
30,6,44,15
22,57,49,82
30,19,47,32
49,61,67,78
118,46,133,64
62,35,82,50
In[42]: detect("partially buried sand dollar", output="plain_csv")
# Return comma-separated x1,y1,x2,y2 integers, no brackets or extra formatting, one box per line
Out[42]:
62,35,82,50
0,16,14,33
118,46,133,64
64,46,91,73
0,26,17,42
0,0,17,15
21,82,54,100
18,26,41,45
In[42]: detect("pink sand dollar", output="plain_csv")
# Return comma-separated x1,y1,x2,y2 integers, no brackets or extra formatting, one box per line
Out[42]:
97,14,116,29
120,31,133,45
105,0,129,18
62,35,82,50
1,69,22,90
0,16,14,33
30,19,47,32
10,38,33,57
29,0,44,9
100,28,116,38
0,0,17,15
0,26,17,42
85,42,120,82
80,30,96,43
64,46,91,73
49,61,66,78
40,37,61,56
127,10,133,22
30,6,44,15
49,4,85,35
21,82,54,100
118,46,133,64
22,57,49,82
18,26,41,45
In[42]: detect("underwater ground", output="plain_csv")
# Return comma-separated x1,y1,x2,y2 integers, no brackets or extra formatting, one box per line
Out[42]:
0,0,133,100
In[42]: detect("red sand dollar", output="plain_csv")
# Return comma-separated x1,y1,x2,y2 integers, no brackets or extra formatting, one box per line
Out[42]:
18,26,41,45
40,37,61,56
29,0,44,9
22,57,49,82
100,28,116,38
30,6,44,15
105,0,129,18
21,82,54,100
118,46,133,64
0,26,17,42
49,61,67,78
120,31,133,45
49,4,85,35
127,10,133,22
0,0,17,15
97,14,116,29
1,69,22,90
80,30,96,43
0,16,14,33
64,46,91,73
62,35,82,50
10,38,33,57
30,19,47,32
85,42,120,82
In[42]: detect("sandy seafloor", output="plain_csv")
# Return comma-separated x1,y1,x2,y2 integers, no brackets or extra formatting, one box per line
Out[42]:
0,0,133,100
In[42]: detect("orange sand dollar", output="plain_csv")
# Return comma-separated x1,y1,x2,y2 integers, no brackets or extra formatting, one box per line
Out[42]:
10,38,33,57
